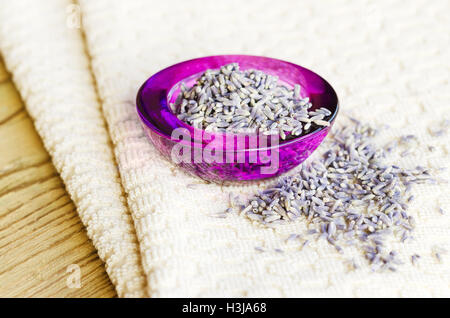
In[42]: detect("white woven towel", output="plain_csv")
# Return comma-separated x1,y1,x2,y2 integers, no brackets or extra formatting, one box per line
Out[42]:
0,0,146,297
79,0,450,297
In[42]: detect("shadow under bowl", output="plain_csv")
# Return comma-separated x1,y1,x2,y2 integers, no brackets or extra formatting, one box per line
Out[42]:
137,55,339,183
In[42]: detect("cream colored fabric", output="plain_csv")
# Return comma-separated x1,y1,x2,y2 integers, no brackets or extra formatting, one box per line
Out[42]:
0,0,146,297
79,0,449,297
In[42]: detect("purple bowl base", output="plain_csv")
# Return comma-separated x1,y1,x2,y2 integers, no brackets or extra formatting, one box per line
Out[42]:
141,123,331,182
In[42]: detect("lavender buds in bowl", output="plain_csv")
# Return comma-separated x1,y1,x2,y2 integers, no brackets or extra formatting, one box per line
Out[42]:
136,55,339,183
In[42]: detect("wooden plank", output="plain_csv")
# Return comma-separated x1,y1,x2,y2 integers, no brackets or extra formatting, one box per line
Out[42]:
0,57,116,297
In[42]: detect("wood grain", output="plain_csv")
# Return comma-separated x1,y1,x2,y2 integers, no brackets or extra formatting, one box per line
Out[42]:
0,57,116,297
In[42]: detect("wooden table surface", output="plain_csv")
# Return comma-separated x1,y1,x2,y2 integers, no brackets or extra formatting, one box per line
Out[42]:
0,57,116,297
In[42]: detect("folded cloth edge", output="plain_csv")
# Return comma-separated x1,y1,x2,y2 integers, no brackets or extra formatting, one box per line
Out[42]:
0,0,147,297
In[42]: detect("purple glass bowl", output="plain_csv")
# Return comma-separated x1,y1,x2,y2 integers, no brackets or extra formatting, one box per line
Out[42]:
137,55,339,183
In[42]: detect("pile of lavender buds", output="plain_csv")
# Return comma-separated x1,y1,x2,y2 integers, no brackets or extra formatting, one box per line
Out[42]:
174,63,331,139
238,119,437,271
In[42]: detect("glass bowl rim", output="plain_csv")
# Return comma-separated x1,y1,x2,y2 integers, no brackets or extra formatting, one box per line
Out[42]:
136,54,339,151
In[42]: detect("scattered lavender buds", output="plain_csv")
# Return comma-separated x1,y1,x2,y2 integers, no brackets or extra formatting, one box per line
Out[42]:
240,121,437,271
174,63,331,139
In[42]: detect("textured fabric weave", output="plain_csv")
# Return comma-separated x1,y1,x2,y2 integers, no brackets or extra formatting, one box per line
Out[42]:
79,0,450,297
0,0,146,297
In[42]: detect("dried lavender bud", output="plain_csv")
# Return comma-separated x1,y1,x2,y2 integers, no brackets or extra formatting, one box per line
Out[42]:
429,119,449,137
174,63,331,139
255,246,265,253
411,254,420,265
